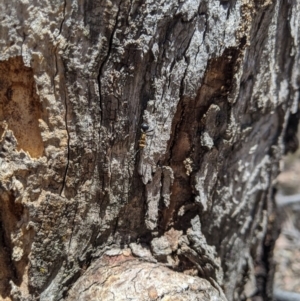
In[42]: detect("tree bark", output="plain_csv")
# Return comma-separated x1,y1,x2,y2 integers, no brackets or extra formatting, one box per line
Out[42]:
0,0,299,300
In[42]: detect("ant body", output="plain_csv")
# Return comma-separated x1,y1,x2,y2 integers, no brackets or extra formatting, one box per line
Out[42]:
129,123,153,168
138,123,153,149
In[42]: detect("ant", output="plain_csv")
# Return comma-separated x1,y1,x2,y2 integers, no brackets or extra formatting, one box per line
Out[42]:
129,123,154,171
138,123,153,149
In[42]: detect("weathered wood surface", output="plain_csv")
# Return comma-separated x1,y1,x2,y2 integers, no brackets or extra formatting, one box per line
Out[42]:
0,0,300,300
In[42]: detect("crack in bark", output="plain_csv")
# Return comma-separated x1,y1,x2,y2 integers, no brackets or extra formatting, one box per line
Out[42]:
60,87,70,196
68,198,79,252
132,268,143,293
55,0,67,39
97,0,122,125
165,29,195,165
201,13,208,46
166,84,186,166
53,0,70,196
79,281,98,294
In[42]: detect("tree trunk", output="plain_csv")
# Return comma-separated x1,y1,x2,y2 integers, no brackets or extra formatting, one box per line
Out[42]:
0,0,299,300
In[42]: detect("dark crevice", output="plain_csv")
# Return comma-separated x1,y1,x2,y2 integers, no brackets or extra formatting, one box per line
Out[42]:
252,201,278,301
275,1,298,156
167,98,186,166
0,218,17,298
53,49,59,81
113,216,119,236
160,43,244,254
59,0,67,37
224,0,237,19
174,203,199,231
97,0,122,125
256,11,265,33
157,169,166,236
166,29,195,164
68,199,79,252
60,268,82,300
202,15,208,45
284,104,300,154
0,191,28,292
60,89,70,196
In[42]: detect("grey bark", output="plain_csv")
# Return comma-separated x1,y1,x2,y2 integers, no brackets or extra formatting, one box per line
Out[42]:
274,289,300,301
0,0,299,300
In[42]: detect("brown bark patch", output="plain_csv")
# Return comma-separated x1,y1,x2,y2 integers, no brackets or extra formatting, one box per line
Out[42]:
162,47,241,231
0,57,44,158
0,190,33,300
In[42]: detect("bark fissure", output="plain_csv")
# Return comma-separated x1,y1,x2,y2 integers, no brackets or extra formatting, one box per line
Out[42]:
97,0,122,125
67,199,79,252
53,49,59,88
60,89,71,197
57,0,67,38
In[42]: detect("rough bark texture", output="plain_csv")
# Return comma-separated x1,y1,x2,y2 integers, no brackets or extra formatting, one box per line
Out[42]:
273,145,300,298
0,0,300,300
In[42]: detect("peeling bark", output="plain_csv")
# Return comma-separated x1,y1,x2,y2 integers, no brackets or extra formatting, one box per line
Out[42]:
0,0,300,300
